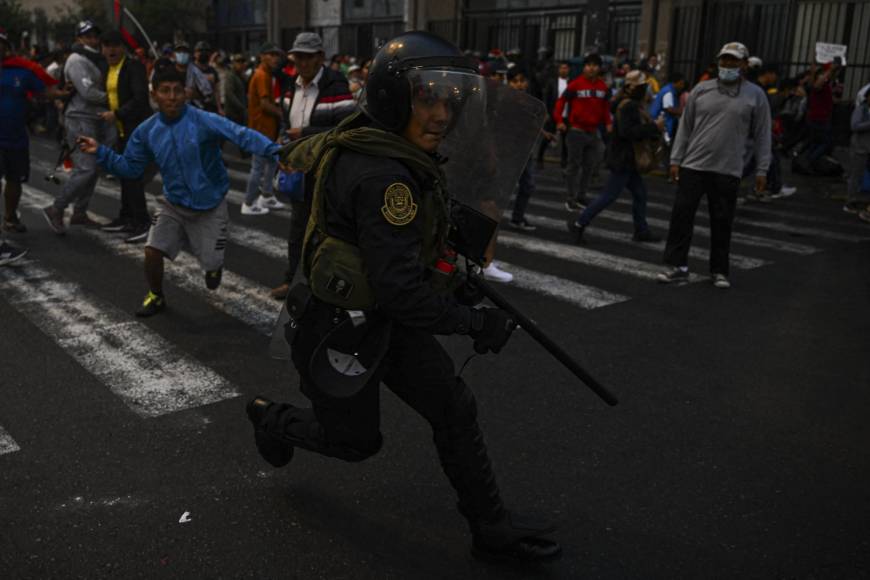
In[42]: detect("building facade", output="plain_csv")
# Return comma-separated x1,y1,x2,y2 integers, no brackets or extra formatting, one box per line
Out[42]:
209,0,642,63
435,0,641,63
639,0,870,96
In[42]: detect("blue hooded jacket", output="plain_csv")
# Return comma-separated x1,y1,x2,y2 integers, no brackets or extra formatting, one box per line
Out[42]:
97,104,280,210
649,83,679,138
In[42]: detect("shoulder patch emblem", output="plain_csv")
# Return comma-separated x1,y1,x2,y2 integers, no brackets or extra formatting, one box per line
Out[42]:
381,182,418,226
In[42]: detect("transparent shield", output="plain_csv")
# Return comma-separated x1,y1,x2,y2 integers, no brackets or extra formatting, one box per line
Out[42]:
439,80,548,215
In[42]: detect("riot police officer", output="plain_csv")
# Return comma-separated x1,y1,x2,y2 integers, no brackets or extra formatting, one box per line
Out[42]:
246,31,561,563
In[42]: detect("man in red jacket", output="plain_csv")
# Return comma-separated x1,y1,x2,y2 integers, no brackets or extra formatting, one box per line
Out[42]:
554,53,612,210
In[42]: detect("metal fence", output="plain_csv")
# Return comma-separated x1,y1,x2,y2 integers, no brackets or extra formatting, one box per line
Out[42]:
669,0,870,97
434,2,641,64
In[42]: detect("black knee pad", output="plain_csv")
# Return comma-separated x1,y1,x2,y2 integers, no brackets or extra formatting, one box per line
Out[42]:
332,433,383,463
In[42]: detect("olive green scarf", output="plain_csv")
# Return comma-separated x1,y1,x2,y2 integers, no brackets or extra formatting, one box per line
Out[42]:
283,112,451,271
282,113,452,303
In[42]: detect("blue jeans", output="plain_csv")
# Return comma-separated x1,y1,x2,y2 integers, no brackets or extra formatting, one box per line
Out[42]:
245,155,277,205
511,159,535,222
576,169,650,233
805,121,832,164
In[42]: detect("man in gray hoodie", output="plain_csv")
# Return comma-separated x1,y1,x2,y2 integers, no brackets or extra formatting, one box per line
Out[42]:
42,20,114,234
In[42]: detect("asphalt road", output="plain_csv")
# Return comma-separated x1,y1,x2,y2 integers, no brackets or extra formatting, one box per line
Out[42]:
1,136,868,579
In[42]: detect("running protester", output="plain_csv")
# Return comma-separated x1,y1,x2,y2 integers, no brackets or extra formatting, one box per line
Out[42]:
0,28,65,264
77,67,281,317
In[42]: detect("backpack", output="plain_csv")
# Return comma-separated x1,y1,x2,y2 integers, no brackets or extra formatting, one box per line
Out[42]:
617,98,664,173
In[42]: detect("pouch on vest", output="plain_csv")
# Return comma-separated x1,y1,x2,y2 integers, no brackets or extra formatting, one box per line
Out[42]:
268,283,312,360
308,310,392,398
308,235,376,310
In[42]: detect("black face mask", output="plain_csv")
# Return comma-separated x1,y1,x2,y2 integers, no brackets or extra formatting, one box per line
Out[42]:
197,54,210,65
629,85,647,100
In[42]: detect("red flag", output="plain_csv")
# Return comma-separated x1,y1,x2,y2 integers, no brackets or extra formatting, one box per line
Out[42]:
113,1,141,51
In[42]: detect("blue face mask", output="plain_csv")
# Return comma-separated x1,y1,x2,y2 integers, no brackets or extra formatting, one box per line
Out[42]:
718,66,741,83
175,52,190,65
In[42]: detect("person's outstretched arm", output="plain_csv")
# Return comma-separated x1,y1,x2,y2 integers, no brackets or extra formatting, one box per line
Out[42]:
81,124,152,180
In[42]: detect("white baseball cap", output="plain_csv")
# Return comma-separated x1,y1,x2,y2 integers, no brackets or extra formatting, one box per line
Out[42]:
717,42,749,60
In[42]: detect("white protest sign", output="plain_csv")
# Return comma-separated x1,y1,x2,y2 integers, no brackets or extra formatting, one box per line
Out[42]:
815,42,847,65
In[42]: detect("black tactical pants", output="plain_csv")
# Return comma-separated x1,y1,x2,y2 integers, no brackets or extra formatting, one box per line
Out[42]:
283,200,310,284
263,299,504,523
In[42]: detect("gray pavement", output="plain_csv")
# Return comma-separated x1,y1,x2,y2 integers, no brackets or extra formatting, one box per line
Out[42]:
1,137,868,579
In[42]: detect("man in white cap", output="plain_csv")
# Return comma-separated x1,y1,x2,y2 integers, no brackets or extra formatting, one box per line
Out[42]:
658,41,771,289
269,32,355,300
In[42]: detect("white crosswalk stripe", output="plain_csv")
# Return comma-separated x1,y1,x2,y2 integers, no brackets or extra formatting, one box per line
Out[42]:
535,182,869,238
528,198,821,255
22,185,281,335
506,211,770,270
0,425,21,455
498,232,703,282
495,261,629,309
534,178,861,225
0,259,240,418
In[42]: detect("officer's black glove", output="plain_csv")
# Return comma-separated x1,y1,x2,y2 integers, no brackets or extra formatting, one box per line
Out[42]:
455,278,485,307
469,308,517,354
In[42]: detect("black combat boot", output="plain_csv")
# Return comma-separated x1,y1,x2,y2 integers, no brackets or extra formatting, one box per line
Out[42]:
435,378,563,563
246,396,294,467
470,509,562,563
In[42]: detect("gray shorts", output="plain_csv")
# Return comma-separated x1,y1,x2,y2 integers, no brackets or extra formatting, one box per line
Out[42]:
146,198,229,272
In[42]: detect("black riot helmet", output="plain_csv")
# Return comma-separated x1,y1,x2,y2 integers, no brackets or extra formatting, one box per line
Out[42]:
361,31,485,133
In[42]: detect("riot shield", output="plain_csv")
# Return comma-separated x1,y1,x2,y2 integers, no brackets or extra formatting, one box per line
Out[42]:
439,80,548,262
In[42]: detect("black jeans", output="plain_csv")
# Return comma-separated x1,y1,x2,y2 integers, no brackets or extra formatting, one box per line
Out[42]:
663,167,740,276
266,298,504,523
117,137,154,226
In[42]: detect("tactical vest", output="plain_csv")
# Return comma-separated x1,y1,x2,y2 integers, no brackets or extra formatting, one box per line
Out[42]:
301,142,453,311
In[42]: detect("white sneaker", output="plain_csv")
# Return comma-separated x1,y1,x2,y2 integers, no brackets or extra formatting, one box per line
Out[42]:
771,185,797,199
258,195,286,210
712,273,731,289
241,201,270,216
483,262,513,283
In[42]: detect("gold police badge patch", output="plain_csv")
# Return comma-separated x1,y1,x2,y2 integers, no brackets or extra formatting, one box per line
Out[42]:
381,182,418,226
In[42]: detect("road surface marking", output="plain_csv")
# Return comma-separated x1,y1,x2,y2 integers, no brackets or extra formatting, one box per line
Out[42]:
527,199,820,255
0,426,20,455
23,186,281,336
498,233,703,282
506,211,770,270
495,261,630,309
0,259,239,417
